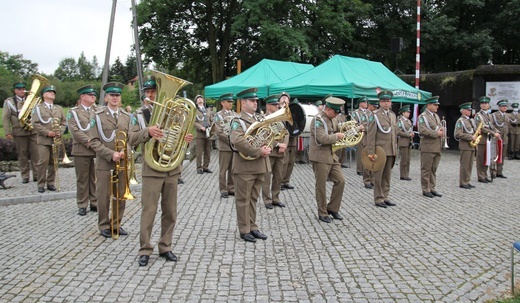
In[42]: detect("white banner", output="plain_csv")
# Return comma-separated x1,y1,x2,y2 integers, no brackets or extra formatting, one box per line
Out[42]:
485,81,520,110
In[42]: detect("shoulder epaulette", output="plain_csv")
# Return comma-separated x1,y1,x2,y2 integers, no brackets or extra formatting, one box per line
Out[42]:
95,106,106,115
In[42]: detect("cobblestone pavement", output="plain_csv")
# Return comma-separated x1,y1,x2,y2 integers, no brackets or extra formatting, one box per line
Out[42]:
1,149,519,302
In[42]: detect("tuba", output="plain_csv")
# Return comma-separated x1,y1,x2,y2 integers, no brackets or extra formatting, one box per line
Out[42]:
331,120,364,152
239,105,293,160
19,75,49,130
143,70,196,172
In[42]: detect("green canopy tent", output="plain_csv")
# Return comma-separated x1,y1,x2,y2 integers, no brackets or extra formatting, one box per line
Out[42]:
269,55,431,104
204,59,314,99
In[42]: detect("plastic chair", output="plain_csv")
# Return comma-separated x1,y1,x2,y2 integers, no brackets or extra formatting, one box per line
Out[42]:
511,242,520,294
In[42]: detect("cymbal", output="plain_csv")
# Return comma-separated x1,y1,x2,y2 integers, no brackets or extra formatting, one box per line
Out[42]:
361,146,386,172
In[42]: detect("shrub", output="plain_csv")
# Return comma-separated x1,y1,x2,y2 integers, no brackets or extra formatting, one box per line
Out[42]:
0,138,17,161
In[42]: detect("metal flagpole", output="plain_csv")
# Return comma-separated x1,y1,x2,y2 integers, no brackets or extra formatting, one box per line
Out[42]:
131,0,144,105
413,0,421,127
100,0,117,105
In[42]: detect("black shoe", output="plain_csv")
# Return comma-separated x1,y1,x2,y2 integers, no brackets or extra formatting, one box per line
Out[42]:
356,172,363,176
227,191,235,196
496,174,507,178
197,169,203,174
100,229,111,238
400,177,412,181
221,192,228,198
431,191,442,197
364,183,373,189
467,184,476,188
341,164,348,168
283,183,295,189
384,200,396,206
117,227,129,236
47,185,56,191
78,208,87,216
203,169,213,173
375,202,387,208
265,203,274,209
90,206,97,212
272,202,286,208
138,255,149,266
460,184,471,189
485,177,492,182
38,187,45,193
240,233,256,242
423,192,434,198
159,251,178,262
319,216,332,223
280,186,286,191
478,179,488,183
22,178,29,184
250,230,267,240
33,177,37,182
327,210,343,220
178,178,185,184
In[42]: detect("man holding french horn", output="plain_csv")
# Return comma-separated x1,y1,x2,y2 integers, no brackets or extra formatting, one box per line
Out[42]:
194,95,214,174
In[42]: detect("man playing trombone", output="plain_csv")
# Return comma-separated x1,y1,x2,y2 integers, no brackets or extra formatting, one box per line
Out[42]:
88,82,132,238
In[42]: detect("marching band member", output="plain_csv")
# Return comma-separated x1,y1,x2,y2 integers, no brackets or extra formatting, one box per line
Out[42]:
352,96,369,176
509,103,520,159
88,82,132,238
194,95,214,174
309,96,346,223
67,85,98,216
32,85,65,193
397,105,414,181
281,92,297,190
366,91,397,208
214,93,236,198
454,102,477,189
490,99,509,178
474,96,501,183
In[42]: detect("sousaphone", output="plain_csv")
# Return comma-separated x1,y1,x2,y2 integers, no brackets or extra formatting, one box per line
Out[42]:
361,146,386,172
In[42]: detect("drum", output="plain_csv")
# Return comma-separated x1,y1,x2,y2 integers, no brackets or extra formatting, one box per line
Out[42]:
299,104,319,137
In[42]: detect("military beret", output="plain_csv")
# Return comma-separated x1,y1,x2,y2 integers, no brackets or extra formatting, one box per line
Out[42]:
478,96,491,103
459,102,472,110
497,99,508,107
325,97,345,113
219,93,234,102
236,87,258,100
77,84,97,95
264,94,279,104
103,82,124,94
13,81,26,89
41,85,56,96
377,90,393,100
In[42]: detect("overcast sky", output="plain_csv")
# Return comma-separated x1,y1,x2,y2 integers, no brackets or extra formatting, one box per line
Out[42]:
1,0,135,75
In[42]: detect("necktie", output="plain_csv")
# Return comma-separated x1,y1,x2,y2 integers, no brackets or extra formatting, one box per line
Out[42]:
113,112,118,124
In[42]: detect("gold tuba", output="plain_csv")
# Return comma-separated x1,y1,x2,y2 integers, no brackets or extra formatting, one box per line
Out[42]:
18,75,49,130
331,120,364,152
143,70,196,172
239,105,293,160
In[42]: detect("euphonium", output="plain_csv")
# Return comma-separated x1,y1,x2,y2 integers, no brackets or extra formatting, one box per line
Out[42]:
469,121,483,148
143,70,196,172
240,105,293,160
331,120,364,152
19,75,49,130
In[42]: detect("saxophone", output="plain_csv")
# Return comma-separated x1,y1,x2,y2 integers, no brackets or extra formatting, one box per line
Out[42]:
143,70,196,172
18,75,49,130
469,121,483,148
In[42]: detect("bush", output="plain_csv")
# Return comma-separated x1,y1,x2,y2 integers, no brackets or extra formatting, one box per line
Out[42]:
0,138,17,161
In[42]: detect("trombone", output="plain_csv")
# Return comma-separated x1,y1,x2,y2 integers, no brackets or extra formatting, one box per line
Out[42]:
110,131,135,240
51,118,72,192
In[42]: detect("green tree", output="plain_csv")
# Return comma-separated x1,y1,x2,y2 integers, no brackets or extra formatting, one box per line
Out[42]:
0,51,39,78
54,58,79,81
109,57,126,83
77,52,95,80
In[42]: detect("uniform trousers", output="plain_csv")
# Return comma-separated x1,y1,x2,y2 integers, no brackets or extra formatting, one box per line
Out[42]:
262,156,285,204
459,149,475,186
196,137,211,169
139,174,178,256
311,161,344,217
36,144,55,187
74,155,97,209
234,172,264,234
13,134,38,180
218,151,234,194
511,133,520,153
355,144,363,173
96,169,127,231
420,152,441,192
282,145,296,185
493,143,507,175
373,156,395,203
476,144,489,180
399,146,411,178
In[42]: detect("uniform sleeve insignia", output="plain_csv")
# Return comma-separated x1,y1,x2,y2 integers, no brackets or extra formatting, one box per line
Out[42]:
361,116,366,122
397,121,402,127
475,116,481,122
32,107,37,114
90,118,96,127
231,121,239,130
369,115,374,123
315,120,323,127
66,111,72,121
131,116,138,126
419,117,424,124
456,121,461,128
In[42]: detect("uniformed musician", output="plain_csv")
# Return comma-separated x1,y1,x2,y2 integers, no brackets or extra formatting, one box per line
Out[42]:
474,96,501,183
261,94,288,209
229,88,271,242
309,97,346,223
67,85,98,216
32,85,66,193
366,91,397,208
2,81,39,184
509,103,520,160
335,108,348,168
214,93,236,198
351,96,371,185
454,102,477,189
88,82,132,238
397,105,414,181
280,92,297,190
490,99,509,178
194,95,214,174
